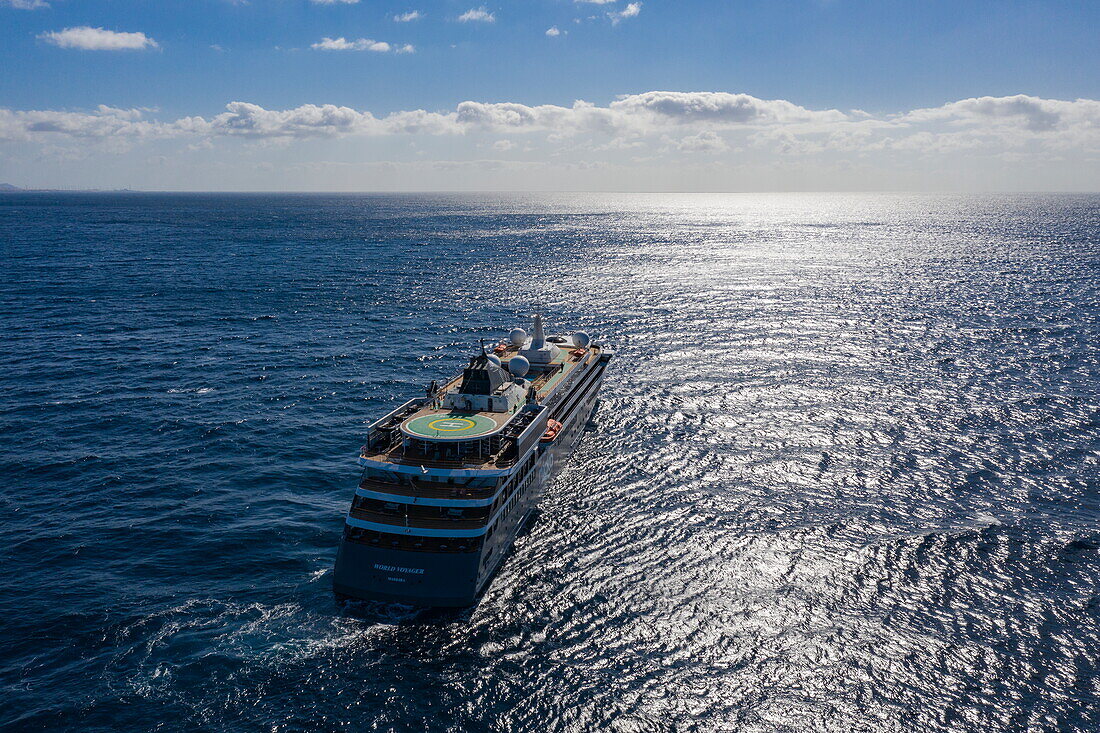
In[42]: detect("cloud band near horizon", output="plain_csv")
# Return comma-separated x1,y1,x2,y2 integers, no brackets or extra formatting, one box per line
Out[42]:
1,92,1098,163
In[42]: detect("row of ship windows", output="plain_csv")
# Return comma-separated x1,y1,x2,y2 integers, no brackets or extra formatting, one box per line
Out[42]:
477,481,528,568
352,495,490,521
344,526,484,553
403,437,498,462
550,361,603,430
355,449,539,521
482,450,538,512
362,468,498,490
352,461,536,524
344,477,530,554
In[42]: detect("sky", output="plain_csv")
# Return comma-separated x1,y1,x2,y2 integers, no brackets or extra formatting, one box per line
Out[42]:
1,0,1098,191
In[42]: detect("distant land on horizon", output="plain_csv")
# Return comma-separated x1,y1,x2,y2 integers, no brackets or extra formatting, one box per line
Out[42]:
0,183,141,193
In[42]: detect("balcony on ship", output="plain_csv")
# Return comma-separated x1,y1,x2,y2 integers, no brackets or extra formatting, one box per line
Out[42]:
343,525,484,553
359,473,499,500
351,495,492,529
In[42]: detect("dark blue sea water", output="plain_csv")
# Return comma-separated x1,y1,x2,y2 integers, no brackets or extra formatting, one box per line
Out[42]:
1,192,1099,732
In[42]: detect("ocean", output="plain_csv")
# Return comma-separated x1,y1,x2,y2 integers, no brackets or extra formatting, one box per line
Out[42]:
1,192,1098,731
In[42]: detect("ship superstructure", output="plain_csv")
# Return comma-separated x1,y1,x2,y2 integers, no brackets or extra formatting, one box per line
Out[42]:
333,314,613,606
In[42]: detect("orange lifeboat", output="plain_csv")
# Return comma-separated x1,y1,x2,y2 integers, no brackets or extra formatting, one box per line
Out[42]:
541,419,563,442
570,348,586,358
493,342,508,355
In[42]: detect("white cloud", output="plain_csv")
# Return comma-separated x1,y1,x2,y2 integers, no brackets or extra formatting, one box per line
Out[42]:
2,93,1098,170
5,92,1099,191
394,10,421,22
546,26,562,37
458,7,494,22
674,131,729,152
39,26,159,51
2,0,49,9
899,94,1100,133
574,0,616,4
310,0,360,4
0,105,165,141
207,102,377,137
311,37,407,52
609,91,847,125
609,2,640,23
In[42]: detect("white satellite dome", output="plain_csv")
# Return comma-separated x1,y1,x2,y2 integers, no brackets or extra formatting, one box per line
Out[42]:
509,328,527,346
508,355,530,377
573,331,591,348
486,353,502,366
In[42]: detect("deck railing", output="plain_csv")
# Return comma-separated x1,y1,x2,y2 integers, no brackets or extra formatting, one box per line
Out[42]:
350,507,489,530
361,407,547,471
359,477,497,500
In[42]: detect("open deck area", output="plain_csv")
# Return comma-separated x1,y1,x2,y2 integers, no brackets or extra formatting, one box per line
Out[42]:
359,338,603,472
392,343,600,442
402,411,506,440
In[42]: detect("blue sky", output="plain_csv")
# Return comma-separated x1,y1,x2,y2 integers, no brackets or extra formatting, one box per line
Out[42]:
1,0,1099,190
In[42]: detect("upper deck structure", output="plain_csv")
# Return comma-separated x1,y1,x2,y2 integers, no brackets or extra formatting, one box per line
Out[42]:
360,314,604,474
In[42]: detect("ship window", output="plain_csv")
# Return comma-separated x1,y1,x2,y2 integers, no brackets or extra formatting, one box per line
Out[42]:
344,528,482,553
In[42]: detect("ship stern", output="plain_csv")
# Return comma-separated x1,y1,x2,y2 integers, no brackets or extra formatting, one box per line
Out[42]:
333,537,482,607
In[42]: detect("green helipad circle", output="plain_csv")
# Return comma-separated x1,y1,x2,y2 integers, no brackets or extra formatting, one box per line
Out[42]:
429,417,476,431
403,412,499,439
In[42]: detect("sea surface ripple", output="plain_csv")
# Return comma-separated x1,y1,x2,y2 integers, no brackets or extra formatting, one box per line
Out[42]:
1,193,1099,732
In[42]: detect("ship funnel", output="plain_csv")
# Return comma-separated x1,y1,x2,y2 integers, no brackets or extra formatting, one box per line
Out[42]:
531,313,545,350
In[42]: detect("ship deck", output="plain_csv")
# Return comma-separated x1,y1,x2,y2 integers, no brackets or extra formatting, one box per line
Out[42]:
396,344,599,441
402,411,510,440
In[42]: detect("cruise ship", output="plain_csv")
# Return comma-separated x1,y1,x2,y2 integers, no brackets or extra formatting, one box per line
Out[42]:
333,314,613,606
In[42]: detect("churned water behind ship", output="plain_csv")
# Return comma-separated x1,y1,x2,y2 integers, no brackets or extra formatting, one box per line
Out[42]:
1,192,1098,731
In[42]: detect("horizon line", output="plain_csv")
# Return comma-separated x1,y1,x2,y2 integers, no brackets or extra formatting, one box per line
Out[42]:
3,188,1099,195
